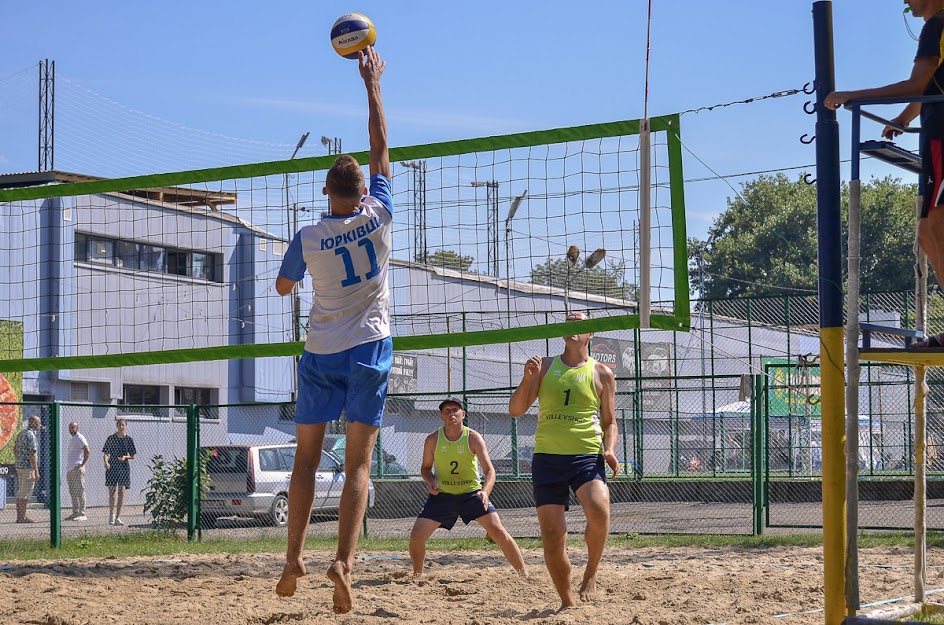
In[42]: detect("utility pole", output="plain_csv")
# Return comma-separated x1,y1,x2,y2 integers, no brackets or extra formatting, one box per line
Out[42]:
401,161,427,262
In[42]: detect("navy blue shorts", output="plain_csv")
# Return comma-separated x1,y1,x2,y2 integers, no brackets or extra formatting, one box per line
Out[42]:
417,490,496,531
295,337,392,427
532,453,606,509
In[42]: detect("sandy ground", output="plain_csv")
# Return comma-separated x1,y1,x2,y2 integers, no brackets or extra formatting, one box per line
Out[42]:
0,545,939,625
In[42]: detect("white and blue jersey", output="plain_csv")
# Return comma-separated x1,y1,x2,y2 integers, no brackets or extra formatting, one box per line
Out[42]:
279,174,394,355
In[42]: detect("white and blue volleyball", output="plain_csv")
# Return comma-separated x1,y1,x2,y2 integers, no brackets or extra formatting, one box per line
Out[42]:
331,13,377,59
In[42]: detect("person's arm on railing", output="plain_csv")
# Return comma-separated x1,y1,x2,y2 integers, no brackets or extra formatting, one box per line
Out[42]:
824,56,940,112
882,102,922,140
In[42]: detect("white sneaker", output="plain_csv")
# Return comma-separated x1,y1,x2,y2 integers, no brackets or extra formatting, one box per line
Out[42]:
64,514,76,521
113,517,124,526
109,515,115,525
73,515,88,521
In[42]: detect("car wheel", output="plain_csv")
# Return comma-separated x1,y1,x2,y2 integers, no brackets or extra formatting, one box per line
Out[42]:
270,494,289,527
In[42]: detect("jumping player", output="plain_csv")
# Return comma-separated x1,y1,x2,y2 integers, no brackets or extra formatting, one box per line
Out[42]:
274,46,391,615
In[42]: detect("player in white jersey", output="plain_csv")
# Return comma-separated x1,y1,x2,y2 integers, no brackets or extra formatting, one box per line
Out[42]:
274,46,391,615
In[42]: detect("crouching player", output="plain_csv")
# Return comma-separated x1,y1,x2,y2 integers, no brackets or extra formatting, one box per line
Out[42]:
409,398,527,578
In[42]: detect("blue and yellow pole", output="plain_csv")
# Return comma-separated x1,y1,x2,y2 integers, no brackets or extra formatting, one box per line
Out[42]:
813,3,847,624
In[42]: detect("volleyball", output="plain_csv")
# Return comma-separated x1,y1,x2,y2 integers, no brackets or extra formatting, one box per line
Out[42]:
330,13,377,59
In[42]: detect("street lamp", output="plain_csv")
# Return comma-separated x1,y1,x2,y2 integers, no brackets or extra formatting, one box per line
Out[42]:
321,135,342,155
471,180,500,276
563,245,606,314
506,190,527,477
504,189,528,375
285,131,309,402
402,161,428,262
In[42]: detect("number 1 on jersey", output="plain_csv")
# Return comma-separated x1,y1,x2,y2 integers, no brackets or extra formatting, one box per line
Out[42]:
563,388,571,406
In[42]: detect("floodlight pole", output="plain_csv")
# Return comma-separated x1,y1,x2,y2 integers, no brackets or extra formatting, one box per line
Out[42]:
472,181,500,276
402,161,428,262
286,131,309,402
506,190,526,477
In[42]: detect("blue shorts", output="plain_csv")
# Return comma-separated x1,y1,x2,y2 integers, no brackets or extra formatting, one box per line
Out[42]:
295,337,392,427
417,490,496,531
532,453,606,509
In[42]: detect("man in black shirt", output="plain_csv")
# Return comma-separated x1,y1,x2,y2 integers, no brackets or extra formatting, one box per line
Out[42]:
826,1,944,347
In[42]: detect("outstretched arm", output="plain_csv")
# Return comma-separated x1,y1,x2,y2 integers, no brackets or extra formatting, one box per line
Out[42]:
359,46,389,179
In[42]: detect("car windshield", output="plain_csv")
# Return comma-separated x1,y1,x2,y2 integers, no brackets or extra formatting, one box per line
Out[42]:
204,447,248,474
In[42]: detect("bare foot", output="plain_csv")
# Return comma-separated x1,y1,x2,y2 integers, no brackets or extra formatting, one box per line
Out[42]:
557,601,578,612
276,558,307,597
516,567,530,579
578,573,597,602
326,560,353,614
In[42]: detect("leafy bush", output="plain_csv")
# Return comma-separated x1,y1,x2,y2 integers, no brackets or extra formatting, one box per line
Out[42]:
142,453,210,532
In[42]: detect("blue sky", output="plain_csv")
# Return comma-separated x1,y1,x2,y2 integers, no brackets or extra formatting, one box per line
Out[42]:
0,0,924,244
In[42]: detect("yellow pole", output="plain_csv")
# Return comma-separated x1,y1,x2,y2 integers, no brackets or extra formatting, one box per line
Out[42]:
820,326,847,624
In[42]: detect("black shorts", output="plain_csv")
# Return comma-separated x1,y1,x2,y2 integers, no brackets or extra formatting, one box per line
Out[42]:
532,453,606,509
921,135,944,218
105,463,130,488
417,490,496,530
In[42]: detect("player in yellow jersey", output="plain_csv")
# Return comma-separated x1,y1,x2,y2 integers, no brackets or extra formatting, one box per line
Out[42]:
509,311,618,610
409,398,527,578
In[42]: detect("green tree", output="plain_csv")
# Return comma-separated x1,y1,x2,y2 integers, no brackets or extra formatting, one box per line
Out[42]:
422,249,474,271
530,258,636,300
691,174,918,299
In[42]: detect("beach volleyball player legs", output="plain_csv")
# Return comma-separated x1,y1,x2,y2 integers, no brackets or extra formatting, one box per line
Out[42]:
274,46,391,615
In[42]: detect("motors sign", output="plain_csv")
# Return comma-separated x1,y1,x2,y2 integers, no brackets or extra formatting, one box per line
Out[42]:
589,341,620,371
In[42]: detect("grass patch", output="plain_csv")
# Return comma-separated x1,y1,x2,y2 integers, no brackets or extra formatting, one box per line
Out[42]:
1,531,941,562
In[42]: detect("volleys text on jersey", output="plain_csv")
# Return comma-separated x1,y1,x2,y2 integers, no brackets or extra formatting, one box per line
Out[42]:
319,216,381,250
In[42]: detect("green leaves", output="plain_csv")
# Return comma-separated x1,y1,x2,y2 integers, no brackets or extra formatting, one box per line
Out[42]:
691,174,919,299
142,453,210,532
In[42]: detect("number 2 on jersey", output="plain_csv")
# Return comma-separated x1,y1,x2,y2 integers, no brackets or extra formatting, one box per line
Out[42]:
335,238,381,287
449,460,459,475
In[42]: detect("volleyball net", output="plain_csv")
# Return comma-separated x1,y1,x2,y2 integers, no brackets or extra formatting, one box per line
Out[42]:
0,114,688,373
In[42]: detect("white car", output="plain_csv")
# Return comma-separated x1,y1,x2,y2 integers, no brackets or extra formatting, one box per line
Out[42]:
200,444,375,527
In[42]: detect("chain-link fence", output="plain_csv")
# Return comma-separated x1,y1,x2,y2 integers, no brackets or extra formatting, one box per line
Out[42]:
2,290,942,546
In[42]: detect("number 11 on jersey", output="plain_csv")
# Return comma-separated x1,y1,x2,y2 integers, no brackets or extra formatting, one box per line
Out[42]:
335,238,381,287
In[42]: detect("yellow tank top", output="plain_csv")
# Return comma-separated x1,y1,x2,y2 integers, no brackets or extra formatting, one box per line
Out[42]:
535,356,603,455
434,426,481,494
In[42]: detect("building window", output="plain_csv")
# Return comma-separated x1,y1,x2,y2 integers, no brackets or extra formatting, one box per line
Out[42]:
174,387,213,406
191,253,214,281
75,233,221,283
167,250,190,276
75,234,88,262
122,384,161,406
89,239,115,265
70,382,90,402
140,244,166,273
116,241,140,270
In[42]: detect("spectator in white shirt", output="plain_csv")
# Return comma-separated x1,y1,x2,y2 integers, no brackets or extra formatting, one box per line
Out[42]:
65,421,90,521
